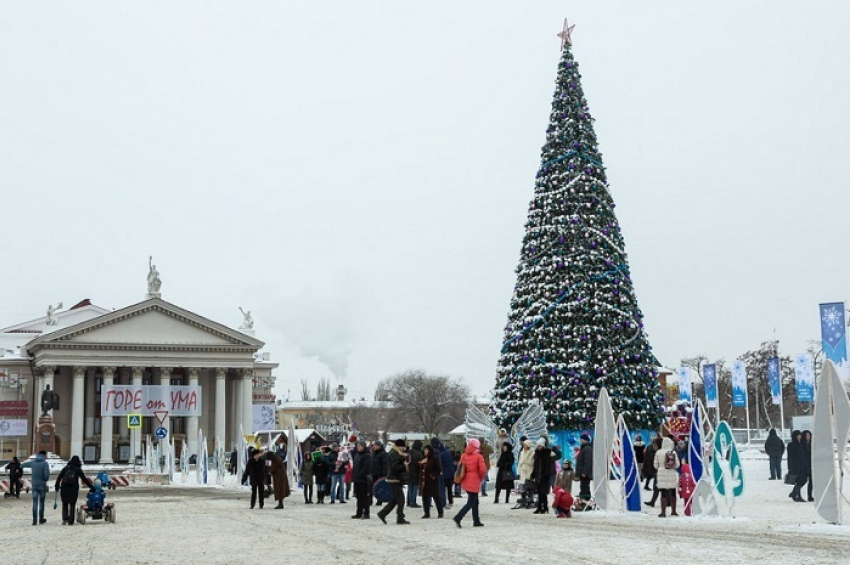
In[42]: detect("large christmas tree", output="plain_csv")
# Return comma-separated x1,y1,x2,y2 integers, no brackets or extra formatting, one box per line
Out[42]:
492,21,664,431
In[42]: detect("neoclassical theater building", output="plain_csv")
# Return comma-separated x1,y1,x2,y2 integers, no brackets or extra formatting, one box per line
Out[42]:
0,292,277,463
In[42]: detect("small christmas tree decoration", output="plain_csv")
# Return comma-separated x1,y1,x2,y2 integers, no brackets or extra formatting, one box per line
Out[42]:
492,20,664,431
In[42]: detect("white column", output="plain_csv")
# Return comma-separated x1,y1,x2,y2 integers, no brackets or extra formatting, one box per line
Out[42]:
99,367,115,463
215,368,227,449
241,369,254,435
118,368,129,440
186,368,200,458
71,366,85,457
84,368,96,439
231,379,241,443
131,367,143,461
157,367,172,439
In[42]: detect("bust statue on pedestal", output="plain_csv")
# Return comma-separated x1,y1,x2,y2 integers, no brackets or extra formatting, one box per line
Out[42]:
36,383,60,454
41,384,59,417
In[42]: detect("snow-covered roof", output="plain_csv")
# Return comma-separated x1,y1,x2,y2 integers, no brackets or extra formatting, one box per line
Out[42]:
278,400,391,410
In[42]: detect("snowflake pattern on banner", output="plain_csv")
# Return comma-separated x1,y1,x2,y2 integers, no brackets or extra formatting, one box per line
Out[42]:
491,30,664,431
822,305,845,344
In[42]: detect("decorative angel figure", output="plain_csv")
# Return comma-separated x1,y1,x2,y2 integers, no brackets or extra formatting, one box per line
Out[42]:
465,399,548,460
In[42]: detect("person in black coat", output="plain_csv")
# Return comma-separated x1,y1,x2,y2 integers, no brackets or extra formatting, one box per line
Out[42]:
241,448,267,509
55,455,94,525
369,442,388,506
642,436,660,491
575,433,594,501
494,442,515,504
312,452,330,504
407,440,424,508
5,457,23,498
431,438,455,509
786,430,807,502
802,430,814,502
420,444,443,518
764,429,785,480
351,441,372,520
229,449,238,475
377,439,410,525
633,435,646,470
532,438,552,514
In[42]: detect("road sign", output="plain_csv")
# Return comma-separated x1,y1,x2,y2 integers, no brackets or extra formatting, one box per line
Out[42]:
153,411,169,425
155,427,168,440
127,414,142,428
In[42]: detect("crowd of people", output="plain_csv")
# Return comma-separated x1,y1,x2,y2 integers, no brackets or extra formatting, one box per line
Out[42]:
7,424,813,527
235,430,600,526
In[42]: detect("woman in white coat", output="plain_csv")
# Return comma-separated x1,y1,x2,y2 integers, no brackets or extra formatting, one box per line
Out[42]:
653,436,680,517
512,440,535,509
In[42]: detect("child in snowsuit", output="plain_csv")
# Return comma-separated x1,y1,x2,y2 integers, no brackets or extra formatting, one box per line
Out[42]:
678,462,696,516
552,485,574,518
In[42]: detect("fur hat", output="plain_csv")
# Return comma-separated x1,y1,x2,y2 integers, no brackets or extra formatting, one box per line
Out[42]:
580,433,591,443
536,437,547,448
394,439,406,448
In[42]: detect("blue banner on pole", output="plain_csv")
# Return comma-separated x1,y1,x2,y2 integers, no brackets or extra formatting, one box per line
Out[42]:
732,360,747,407
819,302,847,369
794,353,814,403
677,367,692,403
703,364,717,408
767,357,781,403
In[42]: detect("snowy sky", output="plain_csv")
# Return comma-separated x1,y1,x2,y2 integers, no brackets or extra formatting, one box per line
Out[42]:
2,2,848,402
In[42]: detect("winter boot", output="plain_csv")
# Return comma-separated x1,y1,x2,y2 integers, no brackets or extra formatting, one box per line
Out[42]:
275,501,284,509
658,497,667,518
669,497,678,516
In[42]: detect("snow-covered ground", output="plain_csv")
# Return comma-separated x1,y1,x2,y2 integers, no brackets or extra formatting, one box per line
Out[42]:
3,452,848,565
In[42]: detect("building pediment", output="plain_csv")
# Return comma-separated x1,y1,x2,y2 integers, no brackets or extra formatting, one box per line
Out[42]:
27,298,263,351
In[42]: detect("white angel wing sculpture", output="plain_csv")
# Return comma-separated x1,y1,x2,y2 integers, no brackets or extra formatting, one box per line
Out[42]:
465,404,497,447
510,399,548,456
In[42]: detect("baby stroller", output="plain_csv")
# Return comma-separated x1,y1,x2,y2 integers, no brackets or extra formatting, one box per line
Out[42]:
512,479,537,510
77,479,116,525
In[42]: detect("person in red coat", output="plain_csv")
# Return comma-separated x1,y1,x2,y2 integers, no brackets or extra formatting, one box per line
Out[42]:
552,485,574,518
452,438,487,528
678,462,696,516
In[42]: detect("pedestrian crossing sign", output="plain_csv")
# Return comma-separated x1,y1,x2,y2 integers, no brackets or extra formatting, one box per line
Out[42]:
128,414,142,428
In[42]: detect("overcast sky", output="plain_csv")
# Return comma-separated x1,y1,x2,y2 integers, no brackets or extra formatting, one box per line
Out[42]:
2,2,848,402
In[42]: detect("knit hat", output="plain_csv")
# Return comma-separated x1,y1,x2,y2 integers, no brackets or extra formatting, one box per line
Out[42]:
394,439,406,448
536,437,547,448
468,438,480,450
580,433,591,442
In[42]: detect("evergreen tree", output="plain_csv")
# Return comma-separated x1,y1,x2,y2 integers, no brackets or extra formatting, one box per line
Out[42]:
492,23,664,431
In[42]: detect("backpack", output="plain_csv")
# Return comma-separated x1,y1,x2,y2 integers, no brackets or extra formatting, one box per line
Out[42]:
664,450,677,470
62,467,78,485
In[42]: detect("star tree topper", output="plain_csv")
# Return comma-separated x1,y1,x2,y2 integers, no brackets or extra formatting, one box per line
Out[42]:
557,18,575,49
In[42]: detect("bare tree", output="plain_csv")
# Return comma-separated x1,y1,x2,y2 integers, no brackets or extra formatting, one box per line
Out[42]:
379,369,469,436
316,378,332,402
300,379,312,401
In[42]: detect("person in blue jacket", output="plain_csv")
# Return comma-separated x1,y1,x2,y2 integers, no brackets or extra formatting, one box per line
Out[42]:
21,451,51,525
431,438,455,509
